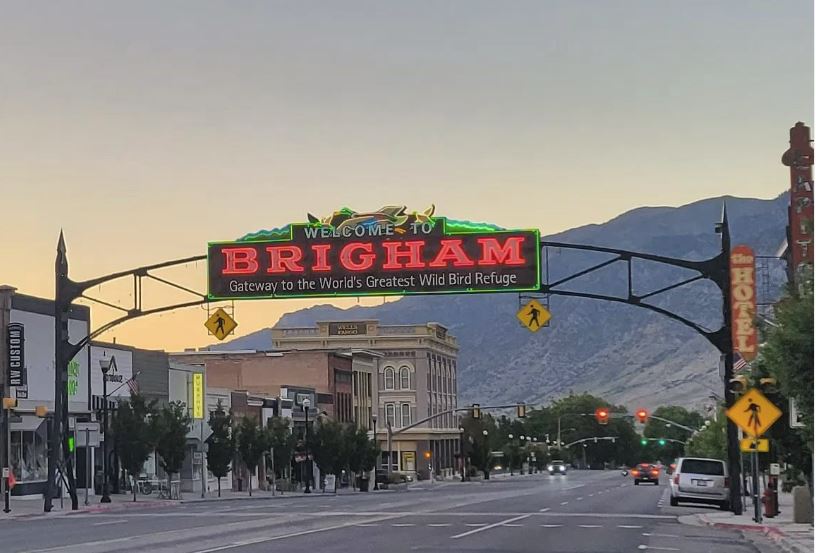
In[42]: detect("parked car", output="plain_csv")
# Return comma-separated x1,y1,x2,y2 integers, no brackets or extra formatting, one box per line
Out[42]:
669,457,730,510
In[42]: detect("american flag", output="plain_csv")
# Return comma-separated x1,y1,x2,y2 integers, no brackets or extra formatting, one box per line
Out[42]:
733,351,748,372
126,377,140,395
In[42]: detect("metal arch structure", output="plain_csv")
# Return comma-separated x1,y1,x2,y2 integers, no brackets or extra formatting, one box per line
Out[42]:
524,206,740,514
46,207,742,513
46,233,208,512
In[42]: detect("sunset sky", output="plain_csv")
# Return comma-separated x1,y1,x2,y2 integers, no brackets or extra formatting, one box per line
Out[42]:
1,1,812,351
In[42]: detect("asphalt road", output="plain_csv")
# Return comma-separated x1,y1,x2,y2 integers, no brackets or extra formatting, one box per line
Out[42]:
0,471,777,553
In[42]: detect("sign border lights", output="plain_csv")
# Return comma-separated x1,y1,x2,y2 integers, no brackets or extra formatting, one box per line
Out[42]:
730,245,758,362
192,373,204,420
207,205,541,300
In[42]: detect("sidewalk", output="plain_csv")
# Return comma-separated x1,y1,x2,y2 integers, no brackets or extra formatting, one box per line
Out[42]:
679,492,813,553
0,486,388,519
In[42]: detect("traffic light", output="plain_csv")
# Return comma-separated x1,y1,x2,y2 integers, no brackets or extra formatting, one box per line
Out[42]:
595,407,609,425
471,404,481,419
635,408,648,424
516,403,527,418
760,377,777,392
729,375,748,394
640,438,648,446
658,439,666,446
68,435,75,453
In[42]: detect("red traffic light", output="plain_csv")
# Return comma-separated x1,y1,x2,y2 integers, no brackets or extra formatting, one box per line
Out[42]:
636,408,648,424
595,407,609,425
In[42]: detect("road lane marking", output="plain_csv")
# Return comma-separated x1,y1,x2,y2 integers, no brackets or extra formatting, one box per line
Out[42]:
589,493,595,497
618,525,643,529
539,508,551,512
450,514,531,539
541,524,563,528
578,524,602,528
502,523,523,527
91,520,128,526
355,524,379,527
576,497,584,500
392,523,415,527
428,523,451,527
642,533,679,538
464,523,488,527
638,546,679,551
560,501,569,505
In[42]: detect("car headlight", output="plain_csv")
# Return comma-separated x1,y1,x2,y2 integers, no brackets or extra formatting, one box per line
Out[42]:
559,466,566,472
547,465,553,471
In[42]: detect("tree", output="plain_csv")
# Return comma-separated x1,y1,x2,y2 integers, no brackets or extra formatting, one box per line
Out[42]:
113,393,158,502
758,281,814,491
207,400,234,497
266,416,295,482
235,416,270,496
153,401,191,496
461,414,497,479
686,410,726,460
643,406,704,464
345,426,379,490
308,418,347,480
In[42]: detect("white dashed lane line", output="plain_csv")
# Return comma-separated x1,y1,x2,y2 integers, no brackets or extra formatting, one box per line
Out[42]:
539,508,551,512
578,524,602,528
560,501,569,505
541,524,563,528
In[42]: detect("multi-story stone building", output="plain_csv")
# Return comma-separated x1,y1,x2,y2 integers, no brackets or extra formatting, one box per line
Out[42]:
272,320,460,480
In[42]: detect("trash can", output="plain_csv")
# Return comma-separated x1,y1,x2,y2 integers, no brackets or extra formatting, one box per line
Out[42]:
358,476,369,492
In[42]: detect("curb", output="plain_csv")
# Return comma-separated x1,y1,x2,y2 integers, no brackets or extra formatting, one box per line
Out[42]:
680,513,811,553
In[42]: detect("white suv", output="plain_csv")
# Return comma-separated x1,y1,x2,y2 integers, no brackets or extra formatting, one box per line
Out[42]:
669,457,730,510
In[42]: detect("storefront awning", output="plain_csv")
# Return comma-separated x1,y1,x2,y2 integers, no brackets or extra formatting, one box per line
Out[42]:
11,416,46,433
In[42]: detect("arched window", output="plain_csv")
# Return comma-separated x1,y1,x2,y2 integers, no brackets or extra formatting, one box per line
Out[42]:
400,367,410,390
384,367,394,390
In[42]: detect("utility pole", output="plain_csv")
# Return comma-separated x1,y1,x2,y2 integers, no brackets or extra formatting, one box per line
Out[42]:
0,286,15,514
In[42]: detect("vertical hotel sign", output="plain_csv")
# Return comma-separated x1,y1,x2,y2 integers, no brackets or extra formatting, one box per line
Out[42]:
730,245,757,362
781,122,814,281
192,373,204,419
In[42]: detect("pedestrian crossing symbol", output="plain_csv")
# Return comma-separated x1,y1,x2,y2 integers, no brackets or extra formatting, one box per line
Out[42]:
205,308,237,341
517,299,551,332
740,438,769,453
726,388,781,437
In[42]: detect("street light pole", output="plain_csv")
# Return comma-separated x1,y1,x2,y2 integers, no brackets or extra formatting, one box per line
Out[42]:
458,427,466,482
98,355,113,504
302,398,311,494
372,414,379,490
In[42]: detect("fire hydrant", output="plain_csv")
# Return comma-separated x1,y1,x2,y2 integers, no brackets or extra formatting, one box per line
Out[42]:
763,476,779,518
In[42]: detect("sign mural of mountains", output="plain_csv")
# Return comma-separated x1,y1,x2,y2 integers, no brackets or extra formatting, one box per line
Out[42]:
208,205,540,300
212,195,789,410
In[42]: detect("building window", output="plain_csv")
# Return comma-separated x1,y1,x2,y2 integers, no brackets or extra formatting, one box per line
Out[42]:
401,403,411,427
386,403,395,427
399,367,410,390
384,367,395,390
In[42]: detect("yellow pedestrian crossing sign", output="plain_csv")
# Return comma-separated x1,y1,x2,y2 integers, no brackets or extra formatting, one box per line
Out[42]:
517,299,551,332
726,388,781,437
740,438,769,453
205,308,237,341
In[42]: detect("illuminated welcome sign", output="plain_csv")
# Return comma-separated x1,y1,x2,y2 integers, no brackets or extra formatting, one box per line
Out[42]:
208,206,540,299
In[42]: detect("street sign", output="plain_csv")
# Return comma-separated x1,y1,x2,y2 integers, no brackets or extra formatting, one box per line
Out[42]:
75,422,99,433
192,373,204,419
204,308,237,341
740,438,769,452
789,398,806,428
726,388,782,437
517,299,551,332
770,463,781,476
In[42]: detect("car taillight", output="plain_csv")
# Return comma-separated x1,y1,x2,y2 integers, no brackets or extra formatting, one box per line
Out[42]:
650,470,659,476
631,470,639,476
724,477,729,487
673,474,679,485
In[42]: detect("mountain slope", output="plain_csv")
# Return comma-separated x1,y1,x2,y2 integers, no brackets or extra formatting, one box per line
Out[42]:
211,194,789,411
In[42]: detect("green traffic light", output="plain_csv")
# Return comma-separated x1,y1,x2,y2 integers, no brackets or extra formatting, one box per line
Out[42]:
640,439,648,446
658,439,666,446
68,436,75,453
